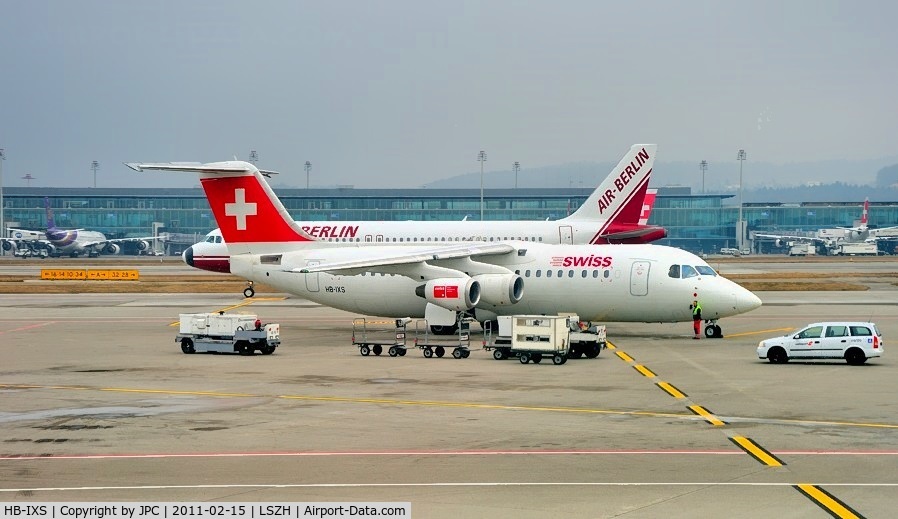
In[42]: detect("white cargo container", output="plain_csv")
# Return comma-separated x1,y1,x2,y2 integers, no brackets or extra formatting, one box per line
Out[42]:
836,242,878,256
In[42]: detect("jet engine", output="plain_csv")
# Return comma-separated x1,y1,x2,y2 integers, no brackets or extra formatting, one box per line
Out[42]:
105,243,121,254
472,274,523,306
1,241,13,252
136,240,150,251
775,239,783,247
44,244,57,256
415,277,480,311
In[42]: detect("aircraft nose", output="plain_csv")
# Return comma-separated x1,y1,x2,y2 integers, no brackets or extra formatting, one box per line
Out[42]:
733,286,763,314
183,246,194,267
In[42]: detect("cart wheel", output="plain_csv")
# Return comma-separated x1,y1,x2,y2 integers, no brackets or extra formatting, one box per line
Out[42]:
532,354,543,364
373,344,383,356
260,345,275,355
435,346,445,358
519,353,530,364
180,338,195,354
585,345,601,358
360,345,370,356
423,347,433,358
388,346,399,357
236,340,253,356
493,349,507,360
243,287,255,298
553,354,567,365
452,348,463,359
398,348,407,356
462,349,470,358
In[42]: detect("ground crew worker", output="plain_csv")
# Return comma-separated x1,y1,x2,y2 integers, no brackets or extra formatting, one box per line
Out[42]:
690,300,702,339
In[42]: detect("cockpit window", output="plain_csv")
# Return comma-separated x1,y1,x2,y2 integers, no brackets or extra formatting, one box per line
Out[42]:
668,265,680,278
215,236,222,243
695,265,717,276
681,265,699,278
205,236,215,243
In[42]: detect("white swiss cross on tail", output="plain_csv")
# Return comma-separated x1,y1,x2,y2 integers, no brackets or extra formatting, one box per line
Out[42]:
225,188,257,231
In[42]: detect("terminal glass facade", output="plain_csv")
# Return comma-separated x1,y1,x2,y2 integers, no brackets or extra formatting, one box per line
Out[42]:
3,187,896,255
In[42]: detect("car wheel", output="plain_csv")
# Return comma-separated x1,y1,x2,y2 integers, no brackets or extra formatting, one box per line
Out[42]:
845,348,867,366
767,347,788,364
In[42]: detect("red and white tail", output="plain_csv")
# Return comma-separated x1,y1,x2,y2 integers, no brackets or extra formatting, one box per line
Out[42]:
638,189,657,226
565,144,656,230
861,198,869,225
125,161,314,252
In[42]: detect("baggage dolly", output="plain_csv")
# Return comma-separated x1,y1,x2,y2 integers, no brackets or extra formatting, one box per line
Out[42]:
352,317,411,357
414,317,474,359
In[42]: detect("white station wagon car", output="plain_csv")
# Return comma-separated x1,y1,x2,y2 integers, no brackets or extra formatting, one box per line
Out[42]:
757,322,884,365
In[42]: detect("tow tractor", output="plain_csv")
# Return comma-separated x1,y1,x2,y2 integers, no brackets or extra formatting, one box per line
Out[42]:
352,317,411,357
176,311,280,355
414,317,474,359
484,314,606,364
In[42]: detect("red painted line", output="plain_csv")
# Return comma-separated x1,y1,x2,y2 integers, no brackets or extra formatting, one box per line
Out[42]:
0,322,56,335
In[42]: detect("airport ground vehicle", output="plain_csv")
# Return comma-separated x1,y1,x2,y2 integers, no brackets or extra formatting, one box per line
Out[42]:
835,242,878,256
484,315,605,365
176,312,280,355
789,243,816,256
351,317,411,357
757,321,883,365
414,318,474,359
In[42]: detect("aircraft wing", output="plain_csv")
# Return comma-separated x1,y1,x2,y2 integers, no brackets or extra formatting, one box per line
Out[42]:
81,236,165,248
753,233,830,244
293,243,516,279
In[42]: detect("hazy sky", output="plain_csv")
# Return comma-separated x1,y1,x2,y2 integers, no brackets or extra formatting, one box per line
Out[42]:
1,1,896,189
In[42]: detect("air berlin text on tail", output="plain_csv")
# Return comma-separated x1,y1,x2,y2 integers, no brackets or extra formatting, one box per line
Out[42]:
0,502,411,519
201,176,312,243
598,147,651,214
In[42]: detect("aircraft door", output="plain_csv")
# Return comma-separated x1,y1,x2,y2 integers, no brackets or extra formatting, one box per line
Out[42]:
558,225,573,244
364,235,373,243
629,261,650,296
305,260,321,292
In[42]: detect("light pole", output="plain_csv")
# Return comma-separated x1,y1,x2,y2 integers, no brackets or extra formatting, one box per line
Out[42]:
249,150,259,165
0,148,5,254
304,161,312,189
737,149,746,247
699,160,708,194
91,160,99,188
478,150,487,220
513,161,520,189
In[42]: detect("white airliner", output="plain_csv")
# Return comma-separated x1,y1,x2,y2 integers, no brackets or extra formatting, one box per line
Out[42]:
126,158,761,338
1,197,159,257
755,198,898,248
183,144,665,275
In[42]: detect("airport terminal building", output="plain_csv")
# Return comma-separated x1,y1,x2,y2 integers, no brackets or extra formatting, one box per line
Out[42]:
3,186,898,255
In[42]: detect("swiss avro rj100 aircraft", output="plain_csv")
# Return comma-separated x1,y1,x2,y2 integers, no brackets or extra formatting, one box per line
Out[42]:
126,157,761,338
182,144,665,278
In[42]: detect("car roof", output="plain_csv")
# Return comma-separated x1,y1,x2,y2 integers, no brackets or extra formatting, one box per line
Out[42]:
803,322,878,328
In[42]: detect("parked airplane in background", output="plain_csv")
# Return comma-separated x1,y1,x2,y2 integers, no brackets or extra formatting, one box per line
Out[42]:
182,144,665,283
1,197,160,257
126,158,761,338
754,198,898,250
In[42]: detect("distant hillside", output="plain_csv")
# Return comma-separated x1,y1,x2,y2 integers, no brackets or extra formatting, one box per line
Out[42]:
425,157,898,200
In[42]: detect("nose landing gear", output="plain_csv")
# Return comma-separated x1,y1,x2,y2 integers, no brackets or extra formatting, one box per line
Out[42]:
704,320,723,338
